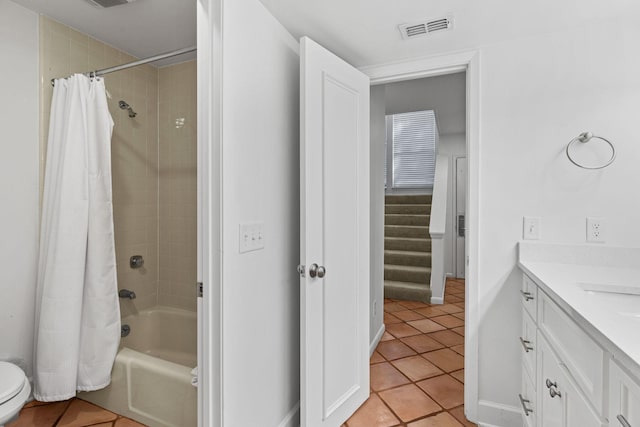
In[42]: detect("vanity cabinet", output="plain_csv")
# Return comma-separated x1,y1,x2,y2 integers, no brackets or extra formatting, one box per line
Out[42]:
609,361,640,427
519,273,605,427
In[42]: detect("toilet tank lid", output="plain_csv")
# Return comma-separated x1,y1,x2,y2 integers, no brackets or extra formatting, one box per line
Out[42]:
0,362,27,405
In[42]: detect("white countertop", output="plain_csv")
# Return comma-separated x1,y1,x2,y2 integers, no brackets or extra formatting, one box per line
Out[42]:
518,242,640,375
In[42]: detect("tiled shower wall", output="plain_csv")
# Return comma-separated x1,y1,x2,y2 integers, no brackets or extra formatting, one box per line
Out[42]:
39,17,197,314
158,61,198,311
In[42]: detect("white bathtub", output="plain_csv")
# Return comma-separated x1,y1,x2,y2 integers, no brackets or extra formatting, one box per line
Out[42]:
80,306,197,427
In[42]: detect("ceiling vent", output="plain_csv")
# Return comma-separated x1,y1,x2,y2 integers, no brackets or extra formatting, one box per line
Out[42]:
399,16,454,40
85,0,136,8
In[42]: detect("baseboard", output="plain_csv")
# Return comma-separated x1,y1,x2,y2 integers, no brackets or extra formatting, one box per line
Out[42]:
477,400,521,427
370,324,385,356
430,296,444,304
277,401,300,427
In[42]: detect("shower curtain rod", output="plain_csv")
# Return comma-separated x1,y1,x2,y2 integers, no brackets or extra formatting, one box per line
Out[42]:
51,46,197,86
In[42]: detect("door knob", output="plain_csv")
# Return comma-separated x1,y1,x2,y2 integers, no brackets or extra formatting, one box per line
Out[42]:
309,263,326,278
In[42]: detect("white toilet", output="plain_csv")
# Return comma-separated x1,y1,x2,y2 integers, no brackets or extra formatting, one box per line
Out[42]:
0,362,31,427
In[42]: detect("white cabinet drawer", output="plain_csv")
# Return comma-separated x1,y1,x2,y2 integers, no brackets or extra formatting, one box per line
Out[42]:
537,334,605,427
520,367,536,427
609,360,640,427
521,274,537,321
521,310,537,388
537,290,605,416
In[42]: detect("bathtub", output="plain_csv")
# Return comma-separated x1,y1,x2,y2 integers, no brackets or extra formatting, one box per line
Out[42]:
79,306,197,427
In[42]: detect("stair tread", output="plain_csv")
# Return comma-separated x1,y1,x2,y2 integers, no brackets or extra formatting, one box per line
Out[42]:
384,264,431,273
384,249,431,257
385,236,431,242
384,280,430,289
385,214,429,217
385,225,429,229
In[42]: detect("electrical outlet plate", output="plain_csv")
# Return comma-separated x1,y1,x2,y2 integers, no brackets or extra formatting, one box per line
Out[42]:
239,222,265,253
586,217,605,243
523,217,541,240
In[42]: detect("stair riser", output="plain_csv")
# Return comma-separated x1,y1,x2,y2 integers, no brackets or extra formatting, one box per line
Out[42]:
385,238,432,252
384,252,431,267
385,195,432,205
385,204,431,215
384,268,430,284
385,226,430,239
384,285,431,303
385,215,430,226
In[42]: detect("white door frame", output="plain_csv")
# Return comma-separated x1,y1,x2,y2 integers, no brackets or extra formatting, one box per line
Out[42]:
360,50,481,422
454,156,467,279
197,0,223,426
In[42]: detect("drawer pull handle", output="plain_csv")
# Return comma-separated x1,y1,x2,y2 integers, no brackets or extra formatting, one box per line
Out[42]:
545,379,557,389
518,393,534,416
549,386,562,399
617,415,631,427
521,290,534,301
520,337,534,353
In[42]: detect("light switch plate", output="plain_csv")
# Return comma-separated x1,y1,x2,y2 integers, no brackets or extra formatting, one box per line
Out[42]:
239,222,265,253
523,217,541,240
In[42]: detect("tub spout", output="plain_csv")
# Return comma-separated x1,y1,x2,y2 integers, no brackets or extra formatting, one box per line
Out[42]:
119,289,136,299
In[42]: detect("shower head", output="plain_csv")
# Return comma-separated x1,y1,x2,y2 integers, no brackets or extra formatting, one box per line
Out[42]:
119,100,137,118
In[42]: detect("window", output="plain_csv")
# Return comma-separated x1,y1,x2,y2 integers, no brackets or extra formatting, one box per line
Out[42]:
385,110,438,189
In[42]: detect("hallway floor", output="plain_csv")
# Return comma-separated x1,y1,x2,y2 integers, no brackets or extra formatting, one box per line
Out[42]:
345,278,476,427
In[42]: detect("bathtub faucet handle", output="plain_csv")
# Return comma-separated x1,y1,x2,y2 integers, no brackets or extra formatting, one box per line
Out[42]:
119,289,137,299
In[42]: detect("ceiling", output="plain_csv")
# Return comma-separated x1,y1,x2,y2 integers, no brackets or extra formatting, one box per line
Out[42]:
10,0,639,68
10,0,196,66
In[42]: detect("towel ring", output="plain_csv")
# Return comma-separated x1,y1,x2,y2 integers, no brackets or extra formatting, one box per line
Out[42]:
565,132,616,170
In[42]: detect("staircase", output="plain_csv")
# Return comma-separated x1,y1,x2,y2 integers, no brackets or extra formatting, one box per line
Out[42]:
384,194,432,303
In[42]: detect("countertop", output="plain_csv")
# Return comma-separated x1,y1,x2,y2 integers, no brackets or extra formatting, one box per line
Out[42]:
518,242,640,376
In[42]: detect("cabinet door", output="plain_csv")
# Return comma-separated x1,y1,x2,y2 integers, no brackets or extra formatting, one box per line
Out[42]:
538,334,604,427
609,361,640,427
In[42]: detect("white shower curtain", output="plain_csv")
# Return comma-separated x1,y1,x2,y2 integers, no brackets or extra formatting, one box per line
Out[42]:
34,74,120,401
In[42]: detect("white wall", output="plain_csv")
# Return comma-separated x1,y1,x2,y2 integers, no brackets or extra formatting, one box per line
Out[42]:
220,0,301,425
438,133,466,278
369,86,386,346
0,0,39,378
475,19,640,425
384,72,466,135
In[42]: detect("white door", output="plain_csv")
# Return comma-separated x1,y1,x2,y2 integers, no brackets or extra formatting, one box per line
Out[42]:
300,36,370,427
455,157,466,278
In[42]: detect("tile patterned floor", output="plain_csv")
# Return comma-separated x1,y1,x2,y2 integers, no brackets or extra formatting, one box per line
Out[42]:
345,278,477,427
8,398,146,427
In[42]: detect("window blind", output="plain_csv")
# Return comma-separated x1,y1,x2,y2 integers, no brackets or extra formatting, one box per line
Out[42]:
391,110,437,188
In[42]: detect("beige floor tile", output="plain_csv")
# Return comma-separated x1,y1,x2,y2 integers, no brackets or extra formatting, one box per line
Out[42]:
413,306,447,318
451,370,465,384
8,401,70,427
393,310,425,322
449,406,477,426
428,330,464,347
384,302,409,313
384,312,404,324
451,344,464,356
392,355,443,381
115,417,149,426
386,322,423,338
407,412,464,426
417,375,465,409
431,315,465,329
376,340,417,360
57,399,117,427
370,362,411,391
451,327,465,337
371,351,386,364
407,319,447,334
437,304,464,314
422,349,465,373
345,393,400,427
401,334,445,354
379,384,441,422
